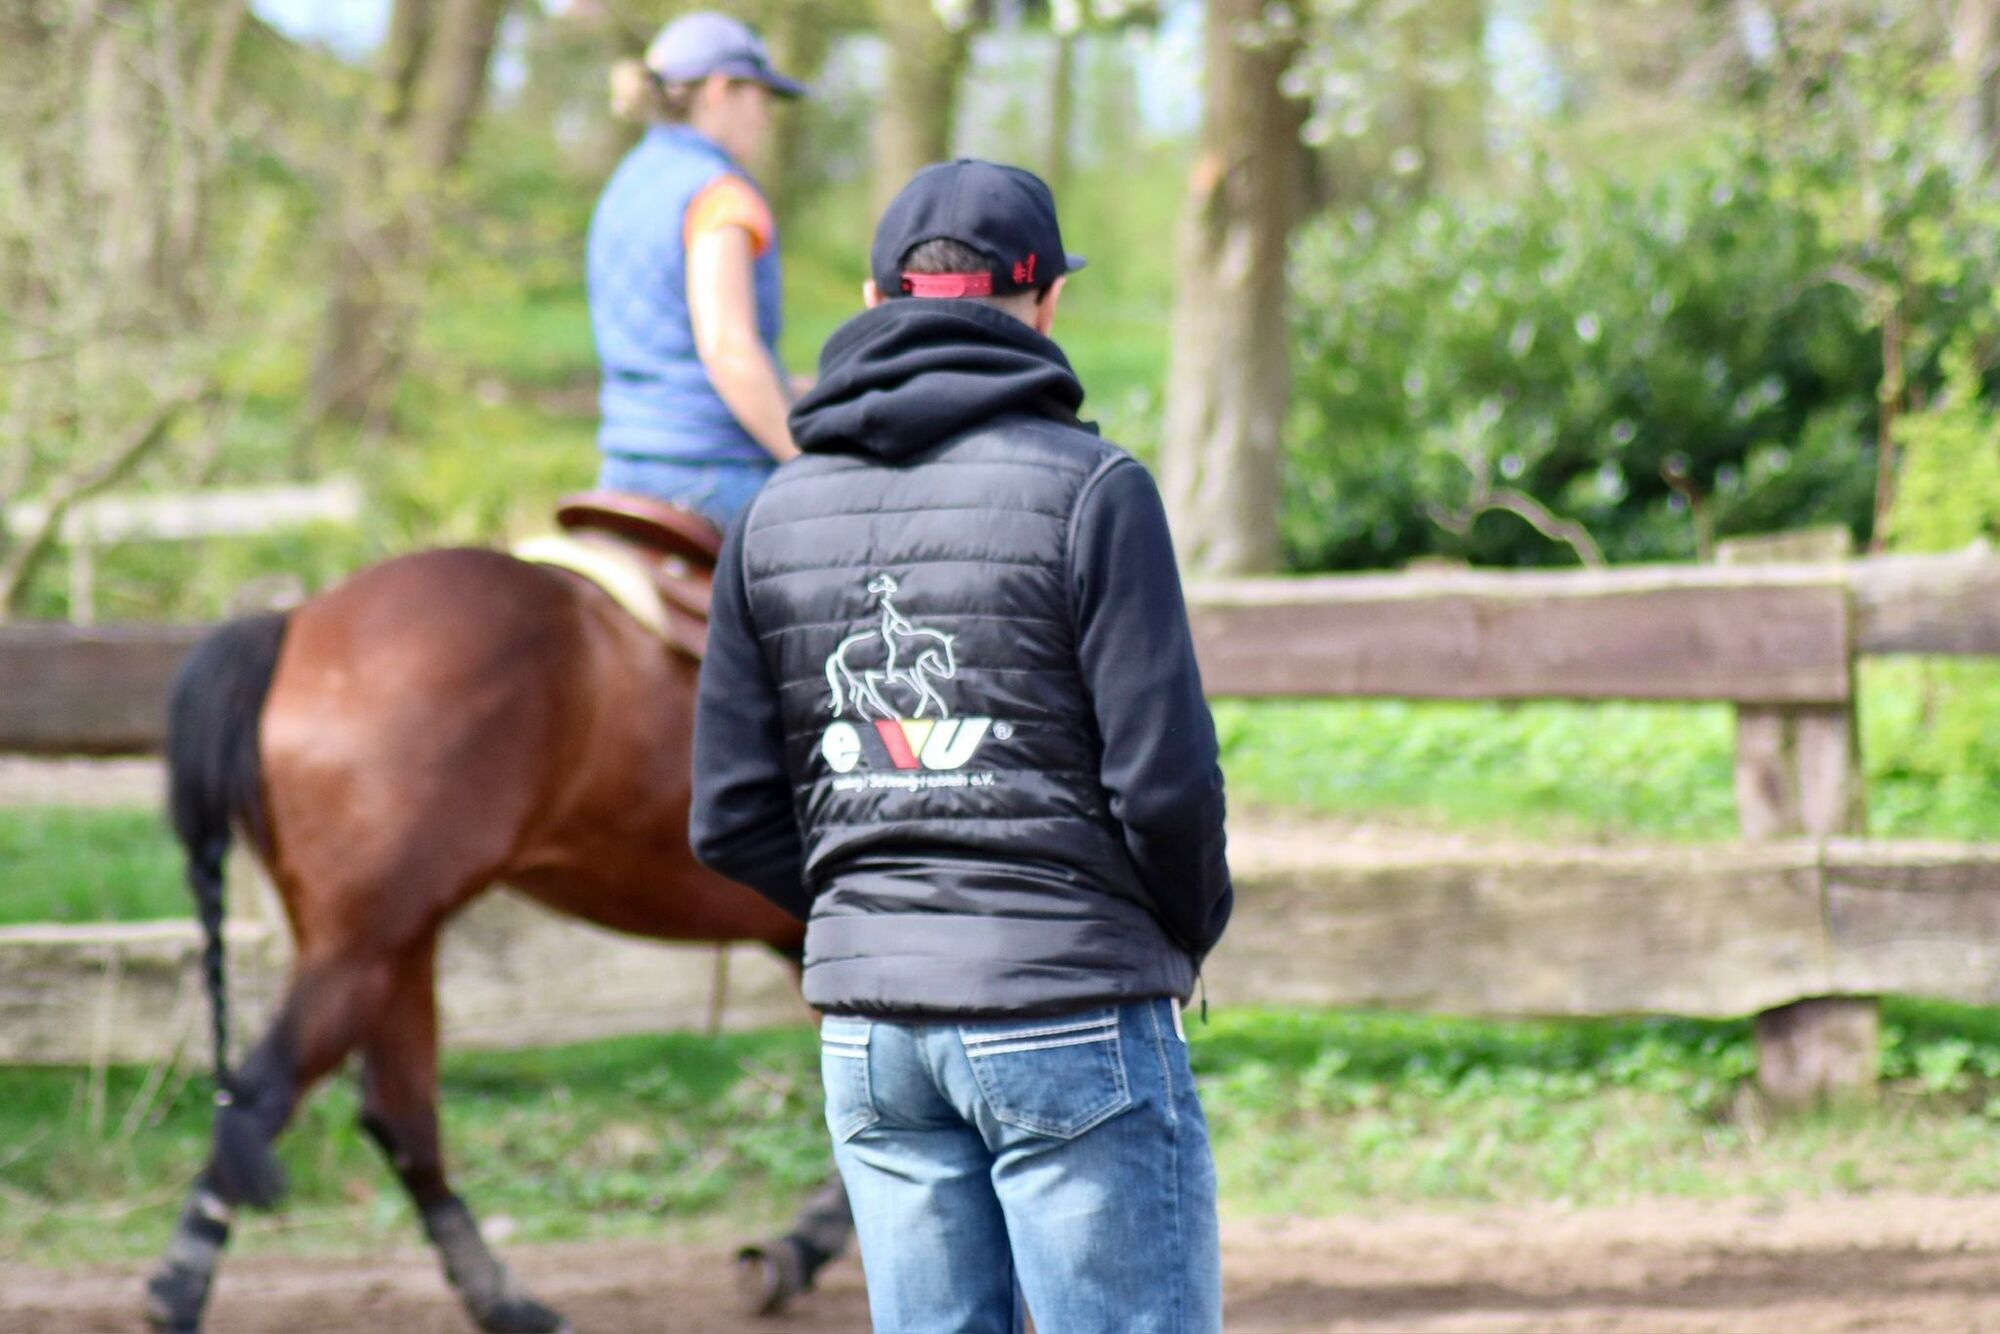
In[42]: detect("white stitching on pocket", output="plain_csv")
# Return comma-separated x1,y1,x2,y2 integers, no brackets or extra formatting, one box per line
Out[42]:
820,1023,879,1141
961,1015,1120,1046
961,1009,1132,1139
962,1031,1120,1058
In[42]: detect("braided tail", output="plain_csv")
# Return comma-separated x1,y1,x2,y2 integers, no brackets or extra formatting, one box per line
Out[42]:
165,613,288,1098
188,835,233,1095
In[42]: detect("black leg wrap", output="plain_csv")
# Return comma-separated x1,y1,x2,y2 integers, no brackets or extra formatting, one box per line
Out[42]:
734,1173,852,1317
422,1197,568,1334
209,1089,289,1210
788,1173,854,1267
735,1236,815,1319
145,1185,233,1333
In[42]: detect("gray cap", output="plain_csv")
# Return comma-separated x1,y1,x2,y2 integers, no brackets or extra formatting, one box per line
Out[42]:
644,12,807,99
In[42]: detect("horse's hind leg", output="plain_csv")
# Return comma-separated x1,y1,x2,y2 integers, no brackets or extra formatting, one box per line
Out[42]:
736,1171,854,1316
146,947,400,1333
357,938,566,1334
736,957,856,1316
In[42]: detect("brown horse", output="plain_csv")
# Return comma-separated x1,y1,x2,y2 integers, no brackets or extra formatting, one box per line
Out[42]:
143,540,852,1334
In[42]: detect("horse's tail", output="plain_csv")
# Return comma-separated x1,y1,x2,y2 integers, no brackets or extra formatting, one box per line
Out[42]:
166,612,288,1097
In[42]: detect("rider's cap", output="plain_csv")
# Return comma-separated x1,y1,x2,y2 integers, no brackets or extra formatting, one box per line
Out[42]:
644,12,808,99
871,160,1087,299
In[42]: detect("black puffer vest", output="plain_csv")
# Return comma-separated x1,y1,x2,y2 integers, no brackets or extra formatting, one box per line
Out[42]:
740,301,1195,1016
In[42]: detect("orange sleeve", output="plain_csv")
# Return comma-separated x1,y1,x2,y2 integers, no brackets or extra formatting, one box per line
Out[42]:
684,175,775,258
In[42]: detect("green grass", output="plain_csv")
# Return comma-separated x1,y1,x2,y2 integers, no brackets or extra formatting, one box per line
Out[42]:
1201,1001,2000,1212
0,810,184,925
10,1003,2000,1264
0,1027,829,1264
1218,659,2000,843
1217,699,1739,842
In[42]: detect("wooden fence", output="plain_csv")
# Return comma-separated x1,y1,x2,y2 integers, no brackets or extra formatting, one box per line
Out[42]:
3,547,1998,1100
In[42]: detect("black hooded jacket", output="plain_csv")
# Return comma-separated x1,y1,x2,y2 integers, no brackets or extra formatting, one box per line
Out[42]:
691,298,1231,1016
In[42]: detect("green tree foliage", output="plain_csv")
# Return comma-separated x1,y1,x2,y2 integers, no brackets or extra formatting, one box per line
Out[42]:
1872,338,2000,843
1285,145,1891,570
1889,338,2000,553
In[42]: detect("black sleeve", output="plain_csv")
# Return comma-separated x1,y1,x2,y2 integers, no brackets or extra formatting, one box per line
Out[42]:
690,517,811,920
1070,458,1233,959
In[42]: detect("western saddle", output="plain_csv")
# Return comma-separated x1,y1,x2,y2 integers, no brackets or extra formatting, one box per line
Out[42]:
525,491,722,662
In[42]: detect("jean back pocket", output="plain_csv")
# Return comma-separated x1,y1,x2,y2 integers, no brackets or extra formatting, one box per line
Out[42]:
959,1009,1133,1139
820,1018,880,1143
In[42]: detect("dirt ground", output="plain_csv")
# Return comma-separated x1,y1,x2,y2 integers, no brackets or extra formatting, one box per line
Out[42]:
8,1193,2000,1333
6,765,1996,1330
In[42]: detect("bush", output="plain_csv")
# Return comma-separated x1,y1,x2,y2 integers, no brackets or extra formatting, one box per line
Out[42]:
1285,145,1928,571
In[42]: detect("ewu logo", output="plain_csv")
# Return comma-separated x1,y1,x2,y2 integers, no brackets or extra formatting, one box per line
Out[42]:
820,575,996,775
821,716,991,774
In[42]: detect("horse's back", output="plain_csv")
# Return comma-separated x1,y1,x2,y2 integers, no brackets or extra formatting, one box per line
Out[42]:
289,547,584,678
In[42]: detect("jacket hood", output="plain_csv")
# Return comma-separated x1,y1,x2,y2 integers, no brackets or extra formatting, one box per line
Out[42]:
788,299,1089,461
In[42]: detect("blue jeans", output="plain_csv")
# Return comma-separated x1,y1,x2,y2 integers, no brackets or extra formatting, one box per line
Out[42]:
821,999,1221,1334
595,454,774,530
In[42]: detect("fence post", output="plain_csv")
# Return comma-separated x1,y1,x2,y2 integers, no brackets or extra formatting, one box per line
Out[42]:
1722,531,1876,1105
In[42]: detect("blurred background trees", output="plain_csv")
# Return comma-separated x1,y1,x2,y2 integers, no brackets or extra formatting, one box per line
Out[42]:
4,0,2000,611
0,0,263,615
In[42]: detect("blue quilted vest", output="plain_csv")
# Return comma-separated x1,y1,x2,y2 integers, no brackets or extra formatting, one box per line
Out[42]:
587,125,784,464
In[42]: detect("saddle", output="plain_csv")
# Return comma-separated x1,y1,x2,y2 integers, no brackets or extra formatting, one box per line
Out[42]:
516,491,720,661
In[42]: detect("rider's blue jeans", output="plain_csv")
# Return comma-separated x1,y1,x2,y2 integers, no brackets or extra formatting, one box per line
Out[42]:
821,998,1222,1334
596,454,774,531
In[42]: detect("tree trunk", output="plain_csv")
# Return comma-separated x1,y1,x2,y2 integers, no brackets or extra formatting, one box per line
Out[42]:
1158,0,1308,576
163,0,253,318
751,5,837,223
1954,0,2000,176
308,0,510,430
1425,0,1486,190
411,0,509,171
871,0,972,215
381,0,436,130
1047,31,1076,192
82,8,161,328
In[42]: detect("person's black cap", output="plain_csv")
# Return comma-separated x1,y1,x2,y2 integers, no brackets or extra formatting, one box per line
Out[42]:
870,160,1087,299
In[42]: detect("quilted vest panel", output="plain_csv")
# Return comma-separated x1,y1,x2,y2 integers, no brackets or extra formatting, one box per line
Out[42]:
737,414,1196,1015
587,125,783,464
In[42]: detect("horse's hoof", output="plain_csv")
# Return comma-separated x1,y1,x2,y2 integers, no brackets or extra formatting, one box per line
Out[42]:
142,1267,204,1333
735,1237,812,1317
474,1293,570,1334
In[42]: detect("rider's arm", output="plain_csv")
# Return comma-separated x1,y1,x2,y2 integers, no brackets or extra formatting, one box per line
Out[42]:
691,519,810,918
1070,457,1233,961
688,224,799,463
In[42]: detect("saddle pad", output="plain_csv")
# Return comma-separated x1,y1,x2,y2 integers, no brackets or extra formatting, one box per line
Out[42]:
514,533,669,640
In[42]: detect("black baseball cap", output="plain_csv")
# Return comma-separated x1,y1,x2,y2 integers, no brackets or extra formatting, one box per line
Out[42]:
870,160,1087,299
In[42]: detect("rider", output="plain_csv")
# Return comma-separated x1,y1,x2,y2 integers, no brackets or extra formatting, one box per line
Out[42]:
588,12,805,530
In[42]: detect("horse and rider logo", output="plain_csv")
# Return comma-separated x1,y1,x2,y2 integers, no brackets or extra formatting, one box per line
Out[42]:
820,574,995,775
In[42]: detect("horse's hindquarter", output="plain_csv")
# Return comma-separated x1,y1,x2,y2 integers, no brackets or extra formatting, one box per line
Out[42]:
258,550,588,949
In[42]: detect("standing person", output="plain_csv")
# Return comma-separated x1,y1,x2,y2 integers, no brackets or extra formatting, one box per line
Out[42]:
692,160,1231,1334
588,12,805,530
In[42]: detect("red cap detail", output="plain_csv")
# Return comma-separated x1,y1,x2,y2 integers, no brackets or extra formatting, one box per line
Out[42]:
901,271,995,298
1012,254,1037,285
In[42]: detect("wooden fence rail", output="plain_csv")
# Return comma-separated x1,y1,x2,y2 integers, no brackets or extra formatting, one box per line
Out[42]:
7,838,1998,1066
2,551,1992,755
2,546,1998,1099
